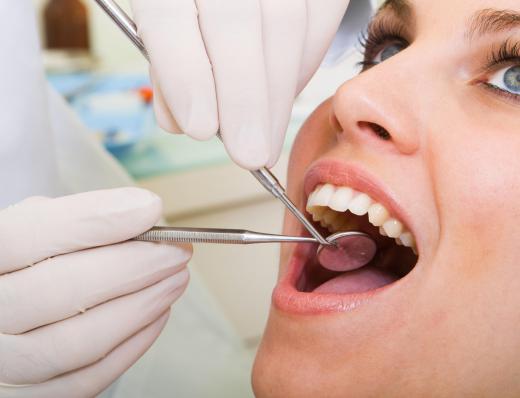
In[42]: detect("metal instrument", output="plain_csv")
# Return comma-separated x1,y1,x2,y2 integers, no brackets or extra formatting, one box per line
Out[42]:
135,228,377,270
92,0,330,246
135,226,320,244
93,0,379,270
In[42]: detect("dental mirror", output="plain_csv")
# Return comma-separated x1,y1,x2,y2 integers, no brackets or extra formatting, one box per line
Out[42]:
317,231,377,272
134,227,377,272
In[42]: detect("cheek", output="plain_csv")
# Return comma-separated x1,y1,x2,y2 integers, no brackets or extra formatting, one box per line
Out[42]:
439,138,520,208
430,116,520,268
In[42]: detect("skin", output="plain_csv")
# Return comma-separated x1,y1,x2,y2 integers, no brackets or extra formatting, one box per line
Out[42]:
252,0,520,396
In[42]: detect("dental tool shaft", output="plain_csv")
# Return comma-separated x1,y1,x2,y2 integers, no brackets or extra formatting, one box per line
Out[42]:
134,227,318,245
249,168,330,245
93,0,149,60
93,0,330,246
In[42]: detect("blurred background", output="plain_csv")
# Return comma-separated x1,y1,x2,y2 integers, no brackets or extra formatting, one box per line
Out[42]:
31,1,376,396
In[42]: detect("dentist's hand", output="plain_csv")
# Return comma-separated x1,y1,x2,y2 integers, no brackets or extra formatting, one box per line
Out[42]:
130,0,351,169
0,188,192,398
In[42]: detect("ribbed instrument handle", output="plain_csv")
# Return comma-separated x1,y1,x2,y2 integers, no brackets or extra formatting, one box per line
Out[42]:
134,227,247,244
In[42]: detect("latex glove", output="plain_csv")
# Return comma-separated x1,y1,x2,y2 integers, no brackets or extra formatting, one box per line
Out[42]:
131,0,351,169
0,188,192,398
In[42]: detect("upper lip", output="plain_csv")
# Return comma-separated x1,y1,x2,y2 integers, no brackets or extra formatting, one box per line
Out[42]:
303,158,418,248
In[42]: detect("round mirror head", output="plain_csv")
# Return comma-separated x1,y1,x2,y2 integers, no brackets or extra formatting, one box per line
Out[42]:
317,231,377,272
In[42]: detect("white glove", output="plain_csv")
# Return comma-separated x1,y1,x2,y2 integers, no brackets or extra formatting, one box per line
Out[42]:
131,0,351,169
0,188,192,398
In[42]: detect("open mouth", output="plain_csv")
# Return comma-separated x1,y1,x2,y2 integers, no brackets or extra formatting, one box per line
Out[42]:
296,182,419,295
272,161,421,314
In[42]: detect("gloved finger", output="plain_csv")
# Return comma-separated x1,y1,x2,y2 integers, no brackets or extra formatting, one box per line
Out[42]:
0,241,192,334
196,0,270,169
0,310,170,398
260,0,307,168
0,187,161,275
150,68,182,134
131,0,218,140
296,0,351,94
1,271,188,385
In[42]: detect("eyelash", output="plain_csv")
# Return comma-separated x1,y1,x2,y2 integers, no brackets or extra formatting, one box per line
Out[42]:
357,20,409,70
358,23,520,103
487,39,520,66
481,39,520,103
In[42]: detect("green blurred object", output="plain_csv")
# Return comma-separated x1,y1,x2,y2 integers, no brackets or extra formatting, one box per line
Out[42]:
116,118,302,180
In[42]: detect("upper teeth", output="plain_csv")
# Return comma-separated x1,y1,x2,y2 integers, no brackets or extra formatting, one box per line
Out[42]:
306,183,417,252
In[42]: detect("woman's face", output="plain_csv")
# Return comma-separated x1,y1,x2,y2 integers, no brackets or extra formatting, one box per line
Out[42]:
253,0,520,396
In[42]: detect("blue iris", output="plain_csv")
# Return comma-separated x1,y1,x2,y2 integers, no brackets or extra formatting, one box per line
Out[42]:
504,66,520,93
380,43,405,62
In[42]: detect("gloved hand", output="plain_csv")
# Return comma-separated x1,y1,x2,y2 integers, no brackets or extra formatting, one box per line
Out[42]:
130,0,351,169
0,188,192,398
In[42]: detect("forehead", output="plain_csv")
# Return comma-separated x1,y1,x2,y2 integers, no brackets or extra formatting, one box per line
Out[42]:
388,0,520,14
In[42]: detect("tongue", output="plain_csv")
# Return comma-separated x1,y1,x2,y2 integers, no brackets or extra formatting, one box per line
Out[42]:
313,266,398,295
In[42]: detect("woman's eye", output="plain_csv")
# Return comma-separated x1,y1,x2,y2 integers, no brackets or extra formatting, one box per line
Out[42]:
487,65,520,95
371,42,406,64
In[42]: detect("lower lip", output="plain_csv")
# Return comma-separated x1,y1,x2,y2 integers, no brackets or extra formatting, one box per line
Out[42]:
272,241,398,315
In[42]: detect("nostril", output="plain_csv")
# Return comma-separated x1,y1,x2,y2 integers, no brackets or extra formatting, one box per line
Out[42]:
359,122,392,141
329,112,343,134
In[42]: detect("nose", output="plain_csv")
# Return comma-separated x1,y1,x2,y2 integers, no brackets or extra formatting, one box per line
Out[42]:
330,63,421,155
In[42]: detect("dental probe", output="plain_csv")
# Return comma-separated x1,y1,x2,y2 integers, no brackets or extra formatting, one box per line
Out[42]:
93,0,330,247
134,228,377,271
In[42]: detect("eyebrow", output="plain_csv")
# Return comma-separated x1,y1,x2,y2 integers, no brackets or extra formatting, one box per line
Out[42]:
379,2,520,42
379,0,412,20
466,9,520,40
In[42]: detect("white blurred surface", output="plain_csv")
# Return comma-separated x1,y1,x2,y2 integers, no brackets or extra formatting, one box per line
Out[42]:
107,267,255,398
